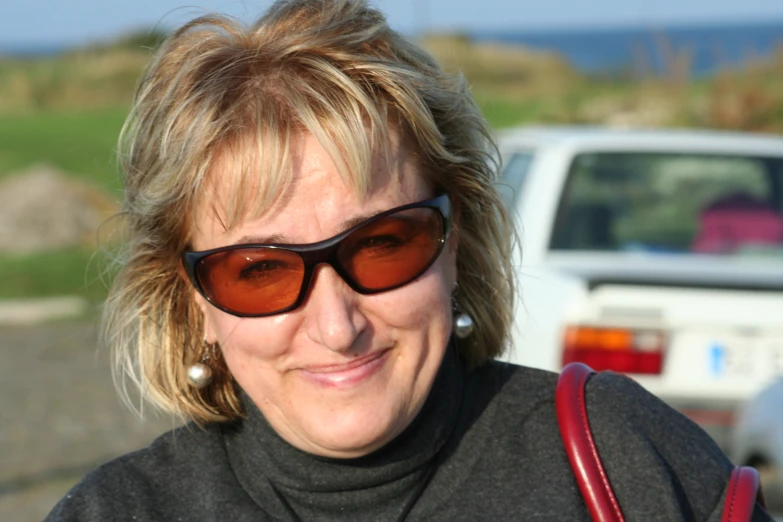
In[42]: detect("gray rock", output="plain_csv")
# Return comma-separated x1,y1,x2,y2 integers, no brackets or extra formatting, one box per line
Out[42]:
0,165,119,254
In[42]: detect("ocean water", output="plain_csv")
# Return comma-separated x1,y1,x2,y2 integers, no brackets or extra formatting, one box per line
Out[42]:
0,43,64,57
473,21,783,76
4,21,783,77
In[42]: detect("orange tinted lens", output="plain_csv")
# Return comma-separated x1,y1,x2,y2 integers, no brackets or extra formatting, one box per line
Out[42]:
337,208,443,290
196,248,305,315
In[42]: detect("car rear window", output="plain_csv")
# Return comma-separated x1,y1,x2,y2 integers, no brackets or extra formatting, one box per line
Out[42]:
550,152,783,257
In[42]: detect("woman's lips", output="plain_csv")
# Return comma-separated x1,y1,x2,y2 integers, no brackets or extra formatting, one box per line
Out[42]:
297,349,390,388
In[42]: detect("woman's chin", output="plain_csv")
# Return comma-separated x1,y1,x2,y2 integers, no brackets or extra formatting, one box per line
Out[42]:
296,406,405,458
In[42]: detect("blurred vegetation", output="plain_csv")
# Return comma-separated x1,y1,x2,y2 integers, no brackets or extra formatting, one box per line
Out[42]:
1,29,783,302
0,248,114,301
421,32,783,133
0,109,127,191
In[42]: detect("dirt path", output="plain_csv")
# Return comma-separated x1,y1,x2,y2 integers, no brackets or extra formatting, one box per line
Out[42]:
0,321,176,522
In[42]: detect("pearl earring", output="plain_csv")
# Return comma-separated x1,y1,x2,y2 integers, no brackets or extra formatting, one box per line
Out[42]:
187,338,215,389
453,312,474,339
451,282,474,339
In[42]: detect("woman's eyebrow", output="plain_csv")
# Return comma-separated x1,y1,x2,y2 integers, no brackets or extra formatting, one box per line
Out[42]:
235,233,288,245
340,209,384,230
234,208,387,245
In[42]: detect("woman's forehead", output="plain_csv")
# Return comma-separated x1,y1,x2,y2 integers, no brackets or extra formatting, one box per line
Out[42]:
189,132,427,248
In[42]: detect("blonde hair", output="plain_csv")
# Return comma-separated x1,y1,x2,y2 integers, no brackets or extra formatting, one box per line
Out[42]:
106,0,516,423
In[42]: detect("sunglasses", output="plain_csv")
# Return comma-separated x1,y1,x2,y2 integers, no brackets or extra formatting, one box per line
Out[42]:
182,194,452,317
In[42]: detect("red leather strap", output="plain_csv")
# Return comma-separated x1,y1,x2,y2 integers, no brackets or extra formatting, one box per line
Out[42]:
721,466,765,522
556,363,625,522
557,363,766,522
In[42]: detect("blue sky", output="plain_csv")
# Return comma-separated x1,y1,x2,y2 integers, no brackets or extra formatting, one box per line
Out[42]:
3,0,783,47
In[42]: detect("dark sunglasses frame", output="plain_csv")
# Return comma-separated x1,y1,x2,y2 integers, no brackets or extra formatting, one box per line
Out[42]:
182,194,453,317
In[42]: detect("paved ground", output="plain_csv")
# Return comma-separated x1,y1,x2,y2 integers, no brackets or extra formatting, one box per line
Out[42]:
0,321,176,522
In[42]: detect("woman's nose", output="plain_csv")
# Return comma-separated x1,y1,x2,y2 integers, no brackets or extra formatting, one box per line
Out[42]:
303,264,368,352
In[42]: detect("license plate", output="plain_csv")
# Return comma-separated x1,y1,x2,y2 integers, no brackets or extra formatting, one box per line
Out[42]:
705,336,783,378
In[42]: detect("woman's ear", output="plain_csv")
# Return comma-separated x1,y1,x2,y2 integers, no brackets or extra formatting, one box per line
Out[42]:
448,197,460,255
193,293,219,344
446,216,459,285
447,227,459,255
180,264,219,344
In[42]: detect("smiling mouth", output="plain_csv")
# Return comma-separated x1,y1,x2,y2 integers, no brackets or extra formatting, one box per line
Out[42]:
297,349,390,387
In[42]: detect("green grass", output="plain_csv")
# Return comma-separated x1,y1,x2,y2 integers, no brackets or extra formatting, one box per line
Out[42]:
478,96,546,129
0,107,128,193
0,247,116,301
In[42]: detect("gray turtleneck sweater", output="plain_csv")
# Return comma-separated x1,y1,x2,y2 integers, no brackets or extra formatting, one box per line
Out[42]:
45,348,772,521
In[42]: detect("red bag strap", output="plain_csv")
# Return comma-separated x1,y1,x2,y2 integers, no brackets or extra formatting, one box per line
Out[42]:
721,466,766,522
556,362,766,522
556,362,625,522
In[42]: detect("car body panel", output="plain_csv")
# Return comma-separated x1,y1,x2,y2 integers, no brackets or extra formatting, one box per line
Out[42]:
733,378,783,510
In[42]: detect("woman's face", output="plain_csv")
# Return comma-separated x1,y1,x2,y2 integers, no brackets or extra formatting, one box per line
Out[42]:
191,133,457,458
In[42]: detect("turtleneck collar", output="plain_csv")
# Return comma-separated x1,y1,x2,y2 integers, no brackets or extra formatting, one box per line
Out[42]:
221,343,464,517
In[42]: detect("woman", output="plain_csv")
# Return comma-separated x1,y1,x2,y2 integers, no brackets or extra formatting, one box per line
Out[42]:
47,1,770,520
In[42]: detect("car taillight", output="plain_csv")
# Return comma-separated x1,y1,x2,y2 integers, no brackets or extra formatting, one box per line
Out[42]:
561,326,667,375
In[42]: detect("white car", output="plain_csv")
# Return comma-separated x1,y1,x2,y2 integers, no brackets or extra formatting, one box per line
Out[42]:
497,125,783,450
733,377,783,510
